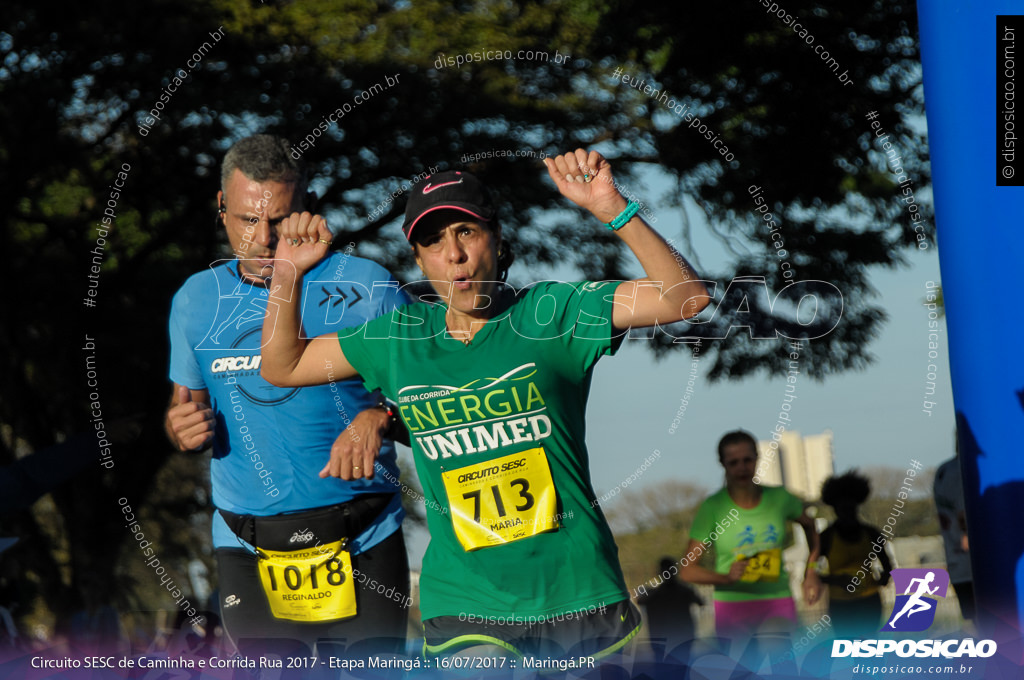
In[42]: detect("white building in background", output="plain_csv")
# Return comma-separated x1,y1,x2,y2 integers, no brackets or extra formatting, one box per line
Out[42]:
756,429,835,501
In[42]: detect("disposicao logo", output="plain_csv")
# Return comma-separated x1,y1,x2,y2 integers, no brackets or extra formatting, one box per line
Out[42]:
831,568,997,660
883,568,949,632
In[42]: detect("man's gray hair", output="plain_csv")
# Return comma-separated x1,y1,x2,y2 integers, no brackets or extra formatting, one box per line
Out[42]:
221,134,307,195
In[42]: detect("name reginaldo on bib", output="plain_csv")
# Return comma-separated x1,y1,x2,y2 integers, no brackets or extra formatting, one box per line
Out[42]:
442,448,558,551
257,540,356,622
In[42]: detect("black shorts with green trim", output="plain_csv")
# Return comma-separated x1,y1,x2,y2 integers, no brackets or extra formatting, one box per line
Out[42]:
423,599,641,660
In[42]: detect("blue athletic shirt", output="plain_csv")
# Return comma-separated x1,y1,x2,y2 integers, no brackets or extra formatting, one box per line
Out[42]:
168,253,410,552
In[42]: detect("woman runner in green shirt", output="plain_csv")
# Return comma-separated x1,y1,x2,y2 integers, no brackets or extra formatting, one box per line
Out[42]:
680,430,822,638
260,148,709,659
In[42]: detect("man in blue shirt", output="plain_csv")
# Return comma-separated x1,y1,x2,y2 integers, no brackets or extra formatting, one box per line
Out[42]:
164,135,410,655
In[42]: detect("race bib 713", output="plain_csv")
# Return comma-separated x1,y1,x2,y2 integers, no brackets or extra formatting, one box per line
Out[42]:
442,447,559,551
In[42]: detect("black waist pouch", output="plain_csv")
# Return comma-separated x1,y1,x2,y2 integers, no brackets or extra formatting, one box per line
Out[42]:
219,493,395,552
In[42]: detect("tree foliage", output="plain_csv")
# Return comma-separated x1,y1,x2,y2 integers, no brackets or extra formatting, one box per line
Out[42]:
0,0,928,636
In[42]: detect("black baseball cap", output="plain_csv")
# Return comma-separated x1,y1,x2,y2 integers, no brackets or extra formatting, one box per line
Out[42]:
402,170,495,241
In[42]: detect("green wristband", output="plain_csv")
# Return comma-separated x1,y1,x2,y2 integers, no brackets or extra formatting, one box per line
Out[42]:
606,201,640,231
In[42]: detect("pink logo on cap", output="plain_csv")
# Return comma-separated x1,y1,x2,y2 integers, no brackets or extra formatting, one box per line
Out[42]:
422,175,463,194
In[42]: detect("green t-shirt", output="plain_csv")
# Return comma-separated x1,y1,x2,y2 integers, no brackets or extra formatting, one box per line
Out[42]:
338,281,629,620
689,485,803,602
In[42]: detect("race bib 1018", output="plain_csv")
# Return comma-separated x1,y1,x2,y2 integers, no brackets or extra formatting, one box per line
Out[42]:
257,540,357,622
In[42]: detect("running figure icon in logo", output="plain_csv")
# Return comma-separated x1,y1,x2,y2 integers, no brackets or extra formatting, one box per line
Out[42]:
883,568,950,632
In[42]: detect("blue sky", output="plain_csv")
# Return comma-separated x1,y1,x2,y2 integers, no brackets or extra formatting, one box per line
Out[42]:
585,251,953,498
583,173,953,498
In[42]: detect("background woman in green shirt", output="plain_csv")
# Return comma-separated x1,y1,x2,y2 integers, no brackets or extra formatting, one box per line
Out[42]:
680,430,822,638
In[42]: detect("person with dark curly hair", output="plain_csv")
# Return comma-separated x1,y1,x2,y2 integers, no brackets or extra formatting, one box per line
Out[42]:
819,471,893,638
